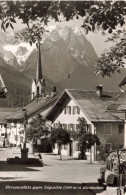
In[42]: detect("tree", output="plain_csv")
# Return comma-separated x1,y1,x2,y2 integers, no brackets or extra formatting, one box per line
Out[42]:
0,1,126,76
50,128,70,160
26,114,50,153
77,117,100,163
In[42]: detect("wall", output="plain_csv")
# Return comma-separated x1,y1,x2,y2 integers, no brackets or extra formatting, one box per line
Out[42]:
53,99,85,129
52,99,88,157
0,124,7,146
95,122,124,150
7,123,24,146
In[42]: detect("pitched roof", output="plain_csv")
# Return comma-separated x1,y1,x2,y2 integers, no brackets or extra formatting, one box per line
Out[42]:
7,94,60,122
108,92,126,111
119,76,126,87
46,89,124,122
0,107,19,123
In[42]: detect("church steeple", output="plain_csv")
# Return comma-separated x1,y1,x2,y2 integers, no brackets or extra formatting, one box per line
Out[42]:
31,42,45,100
36,43,42,82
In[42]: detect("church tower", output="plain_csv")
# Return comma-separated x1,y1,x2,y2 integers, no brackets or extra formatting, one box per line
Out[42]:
31,43,45,100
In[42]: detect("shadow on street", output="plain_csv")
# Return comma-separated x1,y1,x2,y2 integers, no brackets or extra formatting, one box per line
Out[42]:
0,162,40,172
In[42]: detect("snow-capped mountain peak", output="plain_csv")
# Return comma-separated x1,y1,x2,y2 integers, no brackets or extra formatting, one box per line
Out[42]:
3,43,36,66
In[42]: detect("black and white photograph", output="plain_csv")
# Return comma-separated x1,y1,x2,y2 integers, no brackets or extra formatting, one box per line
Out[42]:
0,1,126,195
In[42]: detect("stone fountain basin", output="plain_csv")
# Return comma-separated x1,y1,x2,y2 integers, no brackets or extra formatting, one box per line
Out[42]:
7,157,43,166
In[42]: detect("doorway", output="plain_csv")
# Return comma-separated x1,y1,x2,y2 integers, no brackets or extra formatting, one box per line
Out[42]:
69,140,73,156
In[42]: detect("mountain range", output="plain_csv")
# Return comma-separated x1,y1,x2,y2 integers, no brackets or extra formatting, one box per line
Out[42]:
0,26,125,107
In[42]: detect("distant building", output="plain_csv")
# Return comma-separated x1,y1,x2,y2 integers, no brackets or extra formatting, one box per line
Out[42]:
0,107,19,147
46,87,125,160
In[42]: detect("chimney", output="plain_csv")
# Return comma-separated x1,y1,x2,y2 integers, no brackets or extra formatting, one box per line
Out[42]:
51,86,56,97
96,84,103,97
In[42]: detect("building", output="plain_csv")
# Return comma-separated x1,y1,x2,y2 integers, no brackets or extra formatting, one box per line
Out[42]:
0,107,19,147
6,43,59,151
46,87,125,160
107,91,126,149
6,94,59,148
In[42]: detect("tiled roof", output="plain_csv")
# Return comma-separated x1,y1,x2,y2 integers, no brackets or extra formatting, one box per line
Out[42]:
0,107,19,123
7,94,60,121
67,89,123,121
108,92,126,111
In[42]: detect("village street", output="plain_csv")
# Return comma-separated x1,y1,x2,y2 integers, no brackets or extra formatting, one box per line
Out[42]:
0,147,118,195
0,147,104,183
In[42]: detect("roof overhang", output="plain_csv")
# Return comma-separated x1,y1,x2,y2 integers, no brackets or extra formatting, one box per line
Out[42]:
45,89,91,123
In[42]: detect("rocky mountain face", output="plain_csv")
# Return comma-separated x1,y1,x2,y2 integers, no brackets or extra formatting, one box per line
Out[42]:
21,26,98,83
21,26,125,91
0,26,125,107
0,56,31,107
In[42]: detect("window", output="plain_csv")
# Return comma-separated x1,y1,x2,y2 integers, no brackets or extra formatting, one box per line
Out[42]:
105,143,112,152
87,124,92,133
53,123,60,129
62,124,67,130
75,143,79,151
20,136,23,143
73,106,80,115
68,124,75,131
104,124,112,135
14,135,18,141
119,144,123,149
64,106,71,114
76,124,89,132
64,145,68,150
7,124,11,128
20,124,24,128
118,124,124,134
76,124,80,132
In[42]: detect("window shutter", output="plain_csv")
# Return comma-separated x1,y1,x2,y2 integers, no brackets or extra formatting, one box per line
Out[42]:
73,106,75,115
69,106,71,114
